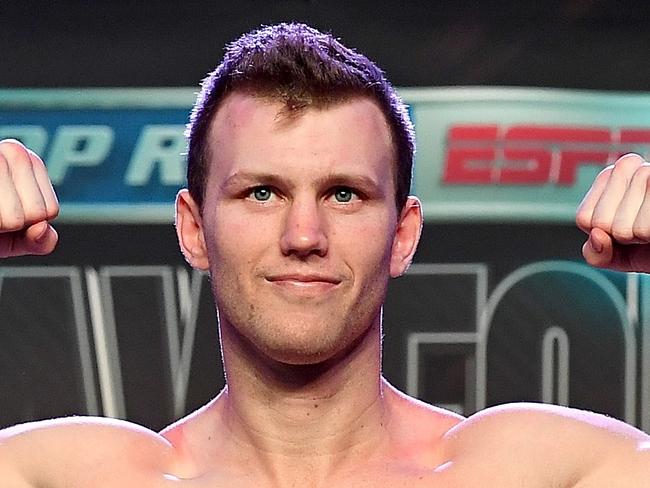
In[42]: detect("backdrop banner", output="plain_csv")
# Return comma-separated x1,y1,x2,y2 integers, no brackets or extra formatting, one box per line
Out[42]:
1,88,650,433
3,87,650,222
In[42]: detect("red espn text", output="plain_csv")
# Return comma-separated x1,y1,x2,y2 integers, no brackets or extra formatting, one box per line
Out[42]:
443,125,650,185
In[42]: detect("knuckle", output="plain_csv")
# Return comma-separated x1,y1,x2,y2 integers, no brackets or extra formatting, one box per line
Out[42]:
575,210,591,231
632,163,650,183
25,147,44,162
611,223,634,243
1,214,25,232
26,149,49,174
24,203,48,223
633,222,650,242
49,202,60,219
615,153,646,170
0,139,30,162
591,217,612,233
600,163,616,174
595,164,614,182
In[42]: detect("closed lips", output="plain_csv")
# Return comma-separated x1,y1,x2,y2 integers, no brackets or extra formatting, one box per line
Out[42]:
266,274,341,284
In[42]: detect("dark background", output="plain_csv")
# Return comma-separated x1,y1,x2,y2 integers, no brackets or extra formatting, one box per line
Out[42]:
2,0,650,90
1,0,648,429
2,222,605,431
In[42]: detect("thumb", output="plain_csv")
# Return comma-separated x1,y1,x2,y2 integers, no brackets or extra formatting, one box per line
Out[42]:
20,221,58,256
582,228,614,269
582,227,650,273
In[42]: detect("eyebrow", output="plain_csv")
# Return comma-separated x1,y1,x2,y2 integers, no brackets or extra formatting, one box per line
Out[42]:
221,171,286,191
314,173,384,195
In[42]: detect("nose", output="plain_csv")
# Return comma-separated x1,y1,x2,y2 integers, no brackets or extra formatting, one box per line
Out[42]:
279,197,328,258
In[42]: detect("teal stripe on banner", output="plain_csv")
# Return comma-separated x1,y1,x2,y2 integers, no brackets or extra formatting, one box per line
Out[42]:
3,87,650,223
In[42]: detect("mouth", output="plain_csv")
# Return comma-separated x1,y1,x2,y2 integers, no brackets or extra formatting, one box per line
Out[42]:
265,273,342,294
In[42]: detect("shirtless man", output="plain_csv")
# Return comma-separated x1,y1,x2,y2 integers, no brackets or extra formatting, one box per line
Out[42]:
0,22,648,488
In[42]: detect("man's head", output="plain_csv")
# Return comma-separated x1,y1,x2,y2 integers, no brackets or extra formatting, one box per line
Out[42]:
176,23,422,367
186,22,415,213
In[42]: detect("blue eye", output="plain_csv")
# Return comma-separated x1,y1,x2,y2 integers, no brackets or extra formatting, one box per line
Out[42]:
333,187,354,203
252,187,272,201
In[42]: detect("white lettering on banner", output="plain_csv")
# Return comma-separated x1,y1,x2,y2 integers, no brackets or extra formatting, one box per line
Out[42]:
0,267,99,415
405,263,487,413
0,262,648,427
475,262,635,422
125,125,187,186
84,266,205,419
173,267,206,417
0,124,187,187
0,126,48,154
541,326,570,406
47,126,114,184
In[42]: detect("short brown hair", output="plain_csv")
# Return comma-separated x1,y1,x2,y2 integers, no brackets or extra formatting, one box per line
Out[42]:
186,23,415,212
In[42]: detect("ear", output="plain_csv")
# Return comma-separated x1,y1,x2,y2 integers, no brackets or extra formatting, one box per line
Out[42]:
389,196,423,278
175,189,209,271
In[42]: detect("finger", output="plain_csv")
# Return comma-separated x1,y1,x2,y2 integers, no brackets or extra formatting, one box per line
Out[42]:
576,165,613,233
582,228,614,269
0,152,26,232
610,163,650,244
591,154,646,234
27,149,59,220
7,222,58,257
631,183,650,243
24,221,58,255
7,149,48,226
583,226,650,273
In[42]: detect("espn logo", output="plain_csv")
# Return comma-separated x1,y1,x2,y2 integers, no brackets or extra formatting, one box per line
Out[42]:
443,125,650,185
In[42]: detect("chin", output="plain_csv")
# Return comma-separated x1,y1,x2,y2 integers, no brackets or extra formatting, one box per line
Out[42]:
218,296,382,368
256,318,377,368
258,332,346,366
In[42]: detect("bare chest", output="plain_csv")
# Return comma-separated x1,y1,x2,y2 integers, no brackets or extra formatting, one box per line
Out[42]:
86,462,567,488
72,457,577,488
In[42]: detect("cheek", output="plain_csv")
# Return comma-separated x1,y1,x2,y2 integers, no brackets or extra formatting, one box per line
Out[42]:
209,208,274,258
334,215,395,276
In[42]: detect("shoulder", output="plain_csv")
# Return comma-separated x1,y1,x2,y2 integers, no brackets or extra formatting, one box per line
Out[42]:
1,415,174,452
443,402,650,485
445,402,649,444
0,416,176,485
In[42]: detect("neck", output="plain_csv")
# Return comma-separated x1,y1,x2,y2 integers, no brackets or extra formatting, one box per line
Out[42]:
214,316,390,483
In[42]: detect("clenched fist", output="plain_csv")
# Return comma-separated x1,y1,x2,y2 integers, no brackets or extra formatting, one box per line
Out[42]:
0,139,59,257
576,153,650,273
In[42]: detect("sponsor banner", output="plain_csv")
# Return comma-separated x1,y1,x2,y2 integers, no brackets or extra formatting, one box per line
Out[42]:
402,87,650,222
3,87,650,223
0,89,195,223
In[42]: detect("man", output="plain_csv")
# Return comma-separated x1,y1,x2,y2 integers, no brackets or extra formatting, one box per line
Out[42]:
0,22,648,487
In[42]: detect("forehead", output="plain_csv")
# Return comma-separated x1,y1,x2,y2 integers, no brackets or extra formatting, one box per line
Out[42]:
206,92,395,181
